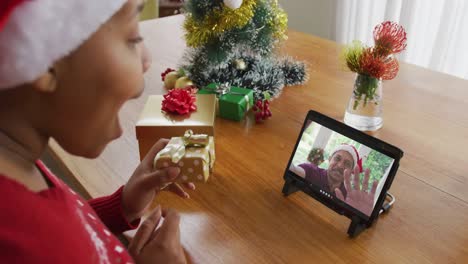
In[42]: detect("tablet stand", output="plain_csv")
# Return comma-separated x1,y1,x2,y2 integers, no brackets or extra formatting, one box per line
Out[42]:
281,177,300,196
347,216,368,238
282,175,371,238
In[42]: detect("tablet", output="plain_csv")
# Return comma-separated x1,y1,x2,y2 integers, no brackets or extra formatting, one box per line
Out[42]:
283,110,403,230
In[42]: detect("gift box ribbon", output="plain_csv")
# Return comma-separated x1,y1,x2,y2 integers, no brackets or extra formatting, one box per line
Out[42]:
158,130,209,163
203,83,251,111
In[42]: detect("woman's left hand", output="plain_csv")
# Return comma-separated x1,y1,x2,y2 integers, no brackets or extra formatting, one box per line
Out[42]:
122,139,196,222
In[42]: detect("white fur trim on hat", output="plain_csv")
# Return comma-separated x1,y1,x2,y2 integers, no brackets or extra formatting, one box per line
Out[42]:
331,144,358,169
0,0,127,89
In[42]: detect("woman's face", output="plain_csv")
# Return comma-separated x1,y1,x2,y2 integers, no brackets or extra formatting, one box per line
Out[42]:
46,0,146,158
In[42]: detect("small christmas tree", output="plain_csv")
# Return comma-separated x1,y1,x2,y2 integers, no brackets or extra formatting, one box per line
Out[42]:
180,0,307,101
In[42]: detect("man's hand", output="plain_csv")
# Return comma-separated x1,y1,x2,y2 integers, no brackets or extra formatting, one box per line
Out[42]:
122,139,195,222
334,167,378,216
129,207,187,264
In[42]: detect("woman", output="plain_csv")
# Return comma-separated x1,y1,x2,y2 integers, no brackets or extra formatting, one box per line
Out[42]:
0,0,193,263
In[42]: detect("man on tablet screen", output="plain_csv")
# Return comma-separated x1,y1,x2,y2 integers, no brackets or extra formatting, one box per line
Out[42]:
290,144,378,216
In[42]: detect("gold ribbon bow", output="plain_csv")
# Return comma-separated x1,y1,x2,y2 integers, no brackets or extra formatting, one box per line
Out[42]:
183,129,209,147
158,130,209,163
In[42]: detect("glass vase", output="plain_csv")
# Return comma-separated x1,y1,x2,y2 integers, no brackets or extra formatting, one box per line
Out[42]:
344,74,383,131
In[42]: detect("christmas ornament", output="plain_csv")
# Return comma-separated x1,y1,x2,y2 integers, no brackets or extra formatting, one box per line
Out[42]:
252,99,272,123
175,76,194,89
223,0,243,10
162,88,197,115
161,68,176,81
164,71,180,90
235,59,247,70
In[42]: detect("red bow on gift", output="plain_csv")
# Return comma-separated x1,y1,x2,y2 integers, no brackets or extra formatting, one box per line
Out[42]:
161,88,197,115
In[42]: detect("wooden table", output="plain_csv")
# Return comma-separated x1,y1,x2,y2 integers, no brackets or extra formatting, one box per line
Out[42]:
48,15,468,263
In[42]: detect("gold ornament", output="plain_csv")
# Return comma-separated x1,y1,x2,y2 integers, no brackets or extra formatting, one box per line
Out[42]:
164,71,180,90
175,76,194,89
235,59,247,70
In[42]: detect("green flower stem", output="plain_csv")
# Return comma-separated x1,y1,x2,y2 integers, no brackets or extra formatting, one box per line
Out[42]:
353,74,380,110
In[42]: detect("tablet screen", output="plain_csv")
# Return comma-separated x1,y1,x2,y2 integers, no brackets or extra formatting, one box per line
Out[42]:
289,120,395,217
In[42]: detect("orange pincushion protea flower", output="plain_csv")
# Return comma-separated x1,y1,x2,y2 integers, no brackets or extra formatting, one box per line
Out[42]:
381,57,399,80
373,21,407,57
359,48,400,81
360,48,387,79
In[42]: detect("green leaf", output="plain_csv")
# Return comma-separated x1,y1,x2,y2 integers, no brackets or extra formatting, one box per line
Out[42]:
263,91,271,100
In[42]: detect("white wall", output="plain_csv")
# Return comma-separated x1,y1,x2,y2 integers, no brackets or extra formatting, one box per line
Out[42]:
279,0,335,40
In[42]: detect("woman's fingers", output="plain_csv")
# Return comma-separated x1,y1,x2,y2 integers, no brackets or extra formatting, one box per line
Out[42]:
140,167,181,190
184,246,196,264
139,167,195,197
167,182,190,198
142,138,170,165
128,206,162,256
183,182,196,190
148,209,181,247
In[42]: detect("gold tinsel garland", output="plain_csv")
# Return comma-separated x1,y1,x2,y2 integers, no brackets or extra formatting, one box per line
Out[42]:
184,0,257,47
268,0,288,41
183,0,289,48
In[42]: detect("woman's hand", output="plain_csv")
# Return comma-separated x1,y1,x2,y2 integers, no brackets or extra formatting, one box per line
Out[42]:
129,207,187,264
122,139,195,222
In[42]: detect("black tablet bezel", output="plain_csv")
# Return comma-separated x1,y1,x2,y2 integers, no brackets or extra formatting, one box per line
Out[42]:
283,110,404,226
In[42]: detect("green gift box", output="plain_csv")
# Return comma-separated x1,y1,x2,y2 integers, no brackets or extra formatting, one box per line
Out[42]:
198,83,254,121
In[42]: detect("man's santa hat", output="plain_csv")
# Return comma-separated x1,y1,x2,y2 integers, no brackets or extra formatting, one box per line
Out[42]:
331,144,363,172
0,0,127,90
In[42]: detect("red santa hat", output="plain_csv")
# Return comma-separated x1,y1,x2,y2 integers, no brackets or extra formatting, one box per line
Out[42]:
0,0,127,90
331,144,363,172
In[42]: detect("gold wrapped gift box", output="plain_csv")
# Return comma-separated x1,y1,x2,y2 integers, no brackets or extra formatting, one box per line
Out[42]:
136,94,216,160
153,130,215,183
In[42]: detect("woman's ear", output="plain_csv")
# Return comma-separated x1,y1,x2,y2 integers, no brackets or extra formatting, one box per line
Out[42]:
31,68,57,93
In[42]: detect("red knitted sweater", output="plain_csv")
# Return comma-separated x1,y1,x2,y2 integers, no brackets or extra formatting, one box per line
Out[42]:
0,160,140,263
